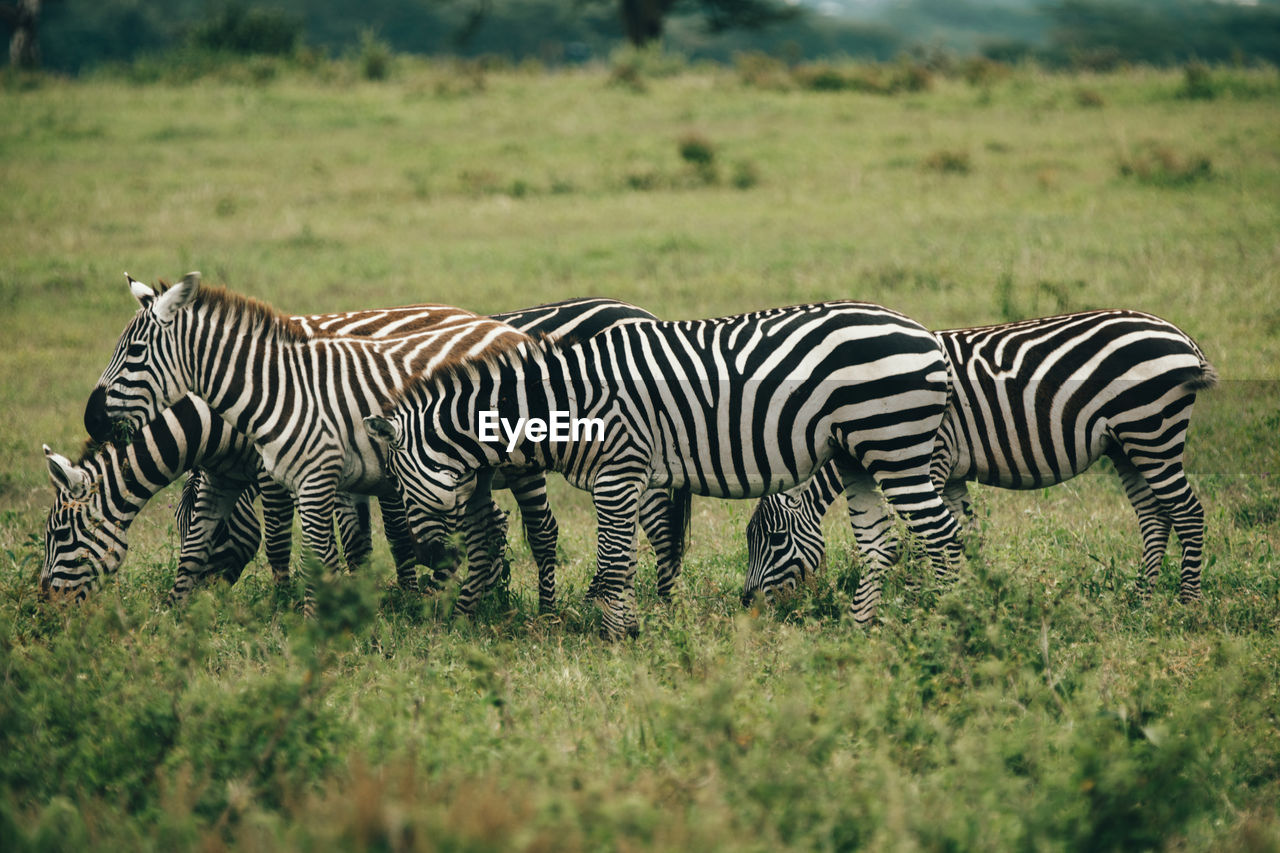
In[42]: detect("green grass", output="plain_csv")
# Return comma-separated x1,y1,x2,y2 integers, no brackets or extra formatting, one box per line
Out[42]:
2,59,1279,849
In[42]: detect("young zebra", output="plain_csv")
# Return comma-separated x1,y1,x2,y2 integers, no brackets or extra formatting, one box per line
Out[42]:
743,310,1217,606
41,394,379,600
82,273,530,615
365,302,964,638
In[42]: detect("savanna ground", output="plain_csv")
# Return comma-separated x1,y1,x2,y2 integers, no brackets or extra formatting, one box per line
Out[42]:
1,55,1279,850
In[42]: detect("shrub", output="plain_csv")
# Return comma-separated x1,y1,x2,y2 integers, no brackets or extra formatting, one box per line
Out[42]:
1118,142,1212,187
678,133,718,185
187,3,301,57
1075,87,1106,108
923,149,972,175
731,160,761,190
357,30,393,81
1178,61,1218,100
734,51,790,90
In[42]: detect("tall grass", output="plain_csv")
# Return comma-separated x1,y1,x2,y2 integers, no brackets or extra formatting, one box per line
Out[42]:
1,62,1278,848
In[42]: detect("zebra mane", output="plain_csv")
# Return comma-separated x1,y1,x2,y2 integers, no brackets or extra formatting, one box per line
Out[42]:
73,437,116,466
156,278,309,343
391,329,552,408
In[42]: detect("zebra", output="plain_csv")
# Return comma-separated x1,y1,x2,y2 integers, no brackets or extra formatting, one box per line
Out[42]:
77,277,682,612
175,295,688,601
41,394,381,601
364,301,964,638
82,272,533,615
743,309,1217,607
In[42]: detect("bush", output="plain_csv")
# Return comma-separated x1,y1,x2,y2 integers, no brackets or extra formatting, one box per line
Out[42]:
357,30,393,82
923,149,972,175
1118,142,1212,187
1178,61,1218,100
678,133,718,186
187,3,301,57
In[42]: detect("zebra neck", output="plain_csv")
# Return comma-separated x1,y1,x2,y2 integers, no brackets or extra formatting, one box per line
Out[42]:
105,397,250,520
180,306,299,443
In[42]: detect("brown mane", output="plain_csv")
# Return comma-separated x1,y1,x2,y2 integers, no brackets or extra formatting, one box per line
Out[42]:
387,327,548,408
156,278,309,343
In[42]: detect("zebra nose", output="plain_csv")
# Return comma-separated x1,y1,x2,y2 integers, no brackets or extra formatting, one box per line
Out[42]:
84,386,113,442
741,589,759,608
39,574,52,599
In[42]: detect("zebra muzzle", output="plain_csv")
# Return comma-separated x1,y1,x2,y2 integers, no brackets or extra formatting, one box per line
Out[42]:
83,386,114,443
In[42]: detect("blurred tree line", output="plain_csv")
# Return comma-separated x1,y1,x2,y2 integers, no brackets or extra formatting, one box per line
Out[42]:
3,0,1278,74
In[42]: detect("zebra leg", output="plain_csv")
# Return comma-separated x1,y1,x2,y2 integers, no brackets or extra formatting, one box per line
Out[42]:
378,493,428,593
453,472,512,616
941,480,974,547
1113,447,1205,602
179,471,261,585
1108,450,1173,597
167,475,246,606
592,479,644,641
211,485,262,585
839,465,900,625
506,471,559,612
854,466,962,624
335,492,373,572
587,488,668,601
259,474,296,586
293,475,344,618
641,488,690,599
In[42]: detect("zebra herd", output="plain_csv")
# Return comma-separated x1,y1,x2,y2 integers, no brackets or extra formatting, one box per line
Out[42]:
42,272,1216,639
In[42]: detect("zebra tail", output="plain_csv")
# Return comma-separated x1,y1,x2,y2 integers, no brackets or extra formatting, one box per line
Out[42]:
1181,360,1220,392
668,487,693,564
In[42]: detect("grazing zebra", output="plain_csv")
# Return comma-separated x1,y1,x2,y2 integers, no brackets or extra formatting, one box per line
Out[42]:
82,272,529,615
743,309,1217,607
79,277,682,613
173,295,688,601
365,302,964,638
41,394,369,600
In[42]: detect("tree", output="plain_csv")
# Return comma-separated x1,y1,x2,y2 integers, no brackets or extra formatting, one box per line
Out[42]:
1,0,57,68
614,0,801,48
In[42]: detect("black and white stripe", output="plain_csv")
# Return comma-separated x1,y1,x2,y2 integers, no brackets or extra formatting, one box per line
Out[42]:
82,273,526,614
42,395,267,600
73,282,681,611
172,295,686,605
367,301,963,637
744,310,1217,604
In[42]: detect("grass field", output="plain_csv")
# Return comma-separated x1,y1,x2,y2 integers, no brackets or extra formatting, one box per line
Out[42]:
2,57,1280,849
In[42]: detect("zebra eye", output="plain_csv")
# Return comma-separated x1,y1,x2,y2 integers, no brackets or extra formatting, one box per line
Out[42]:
126,343,147,358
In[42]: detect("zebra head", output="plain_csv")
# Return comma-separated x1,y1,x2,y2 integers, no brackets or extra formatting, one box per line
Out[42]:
84,272,200,443
364,411,474,561
742,492,826,606
41,445,128,600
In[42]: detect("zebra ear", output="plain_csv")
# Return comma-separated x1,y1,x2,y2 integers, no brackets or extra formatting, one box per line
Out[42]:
364,416,402,448
152,271,201,325
44,444,89,498
126,273,156,308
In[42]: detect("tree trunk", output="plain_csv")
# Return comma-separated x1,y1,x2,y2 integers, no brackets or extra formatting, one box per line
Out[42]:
619,0,668,47
5,0,42,69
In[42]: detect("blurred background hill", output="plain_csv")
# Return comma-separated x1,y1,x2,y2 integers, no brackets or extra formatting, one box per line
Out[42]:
4,0,1279,75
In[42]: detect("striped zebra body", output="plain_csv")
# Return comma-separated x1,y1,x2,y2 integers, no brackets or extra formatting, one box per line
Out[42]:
83,273,526,615
744,309,1217,604
367,301,963,637
178,295,685,604
74,278,676,612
